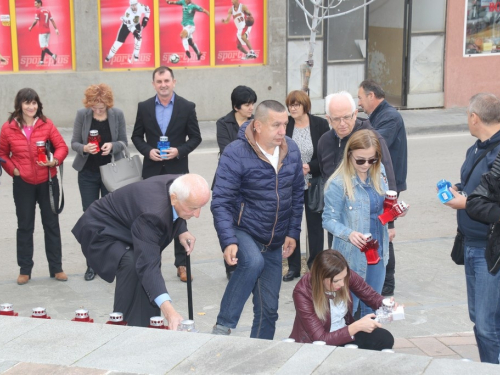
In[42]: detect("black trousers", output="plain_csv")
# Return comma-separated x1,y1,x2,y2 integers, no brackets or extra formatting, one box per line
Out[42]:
287,191,325,272
13,176,62,276
350,327,394,350
78,169,109,268
114,248,160,327
383,242,396,292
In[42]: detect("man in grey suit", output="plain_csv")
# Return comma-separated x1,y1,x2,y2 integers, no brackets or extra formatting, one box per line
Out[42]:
132,66,202,283
72,174,210,329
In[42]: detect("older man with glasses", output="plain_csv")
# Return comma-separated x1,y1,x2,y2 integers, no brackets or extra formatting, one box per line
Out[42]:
317,91,397,250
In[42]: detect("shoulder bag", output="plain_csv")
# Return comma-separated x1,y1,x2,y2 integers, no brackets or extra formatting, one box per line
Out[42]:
451,140,500,265
99,141,143,192
46,140,64,215
307,176,324,213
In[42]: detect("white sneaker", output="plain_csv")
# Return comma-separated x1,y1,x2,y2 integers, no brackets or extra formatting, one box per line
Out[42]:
52,54,57,64
38,61,44,65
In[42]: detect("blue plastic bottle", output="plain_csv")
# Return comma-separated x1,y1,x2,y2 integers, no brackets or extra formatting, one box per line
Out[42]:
158,136,170,160
437,179,454,203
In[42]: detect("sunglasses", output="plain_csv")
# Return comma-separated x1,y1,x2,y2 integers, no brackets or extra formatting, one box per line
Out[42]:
353,157,378,165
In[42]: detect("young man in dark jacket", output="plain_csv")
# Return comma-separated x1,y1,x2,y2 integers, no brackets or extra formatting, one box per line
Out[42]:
444,93,500,364
358,80,408,296
211,100,304,339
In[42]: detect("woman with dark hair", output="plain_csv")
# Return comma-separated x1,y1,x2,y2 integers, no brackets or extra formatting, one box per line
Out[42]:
215,85,257,280
290,249,395,349
0,88,68,285
323,129,389,317
71,83,128,281
283,90,329,281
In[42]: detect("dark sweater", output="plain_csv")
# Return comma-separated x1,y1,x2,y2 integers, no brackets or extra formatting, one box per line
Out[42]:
317,118,396,191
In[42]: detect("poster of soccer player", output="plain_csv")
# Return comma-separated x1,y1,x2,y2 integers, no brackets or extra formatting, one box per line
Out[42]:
160,0,210,67
0,0,13,72
14,0,74,71
100,0,155,70
214,0,265,66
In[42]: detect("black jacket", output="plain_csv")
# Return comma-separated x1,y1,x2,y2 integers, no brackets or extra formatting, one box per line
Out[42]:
216,111,254,154
368,100,408,192
316,117,396,191
131,94,202,179
285,113,330,179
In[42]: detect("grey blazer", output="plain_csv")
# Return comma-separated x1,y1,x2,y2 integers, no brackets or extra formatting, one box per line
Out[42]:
71,107,128,171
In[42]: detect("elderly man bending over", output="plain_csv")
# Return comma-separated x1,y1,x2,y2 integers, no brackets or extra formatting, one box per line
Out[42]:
72,174,210,329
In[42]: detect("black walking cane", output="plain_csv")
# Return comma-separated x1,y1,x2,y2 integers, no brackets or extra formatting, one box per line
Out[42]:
186,240,193,320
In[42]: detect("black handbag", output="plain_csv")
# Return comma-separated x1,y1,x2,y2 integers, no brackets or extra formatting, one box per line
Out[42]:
451,140,500,264
307,176,324,213
46,140,64,215
451,229,464,265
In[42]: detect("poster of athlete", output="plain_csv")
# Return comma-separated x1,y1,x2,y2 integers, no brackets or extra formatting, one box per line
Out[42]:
0,0,13,72
100,0,155,69
160,0,210,67
214,0,264,66
14,0,73,71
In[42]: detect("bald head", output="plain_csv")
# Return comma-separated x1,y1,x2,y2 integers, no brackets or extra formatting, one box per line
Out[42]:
170,174,210,220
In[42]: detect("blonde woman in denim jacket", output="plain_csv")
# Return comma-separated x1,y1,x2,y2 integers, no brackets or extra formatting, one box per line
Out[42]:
323,129,389,317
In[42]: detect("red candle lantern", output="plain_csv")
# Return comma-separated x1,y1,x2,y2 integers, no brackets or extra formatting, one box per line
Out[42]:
148,316,169,329
88,130,101,153
31,307,51,319
0,303,18,316
36,141,47,163
71,309,94,323
106,312,127,326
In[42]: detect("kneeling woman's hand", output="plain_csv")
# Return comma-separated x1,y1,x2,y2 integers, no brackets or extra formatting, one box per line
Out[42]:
348,313,382,336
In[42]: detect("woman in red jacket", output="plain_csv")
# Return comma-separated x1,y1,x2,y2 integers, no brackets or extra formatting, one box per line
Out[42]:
0,88,68,285
289,249,395,349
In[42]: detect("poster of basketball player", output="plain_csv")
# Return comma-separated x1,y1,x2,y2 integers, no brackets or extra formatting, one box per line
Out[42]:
160,0,210,67
0,0,13,72
100,0,155,70
14,0,74,71
214,0,265,66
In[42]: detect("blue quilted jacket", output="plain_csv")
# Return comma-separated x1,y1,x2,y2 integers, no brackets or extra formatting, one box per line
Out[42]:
211,120,304,250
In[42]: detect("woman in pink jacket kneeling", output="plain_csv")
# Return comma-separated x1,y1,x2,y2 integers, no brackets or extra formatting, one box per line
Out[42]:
289,249,395,350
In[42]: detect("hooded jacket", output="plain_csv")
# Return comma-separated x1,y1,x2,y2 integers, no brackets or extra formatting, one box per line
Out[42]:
211,120,304,250
456,129,500,247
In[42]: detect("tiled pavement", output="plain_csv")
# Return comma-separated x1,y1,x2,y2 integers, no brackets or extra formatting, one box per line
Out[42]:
394,332,480,362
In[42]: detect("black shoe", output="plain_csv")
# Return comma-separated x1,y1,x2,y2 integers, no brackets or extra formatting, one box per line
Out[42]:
283,270,300,282
84,266,95,281
185,51,191,58
381,286,394,297
226,270,234,280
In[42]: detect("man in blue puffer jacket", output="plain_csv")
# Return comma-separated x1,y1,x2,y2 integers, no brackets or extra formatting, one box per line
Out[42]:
211,100,304,339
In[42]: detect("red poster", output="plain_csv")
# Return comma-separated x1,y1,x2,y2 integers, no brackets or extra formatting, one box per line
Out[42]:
159,0,210,67
214,0,264,66
15,0,73,71
100,0,155,69
0,0,13,72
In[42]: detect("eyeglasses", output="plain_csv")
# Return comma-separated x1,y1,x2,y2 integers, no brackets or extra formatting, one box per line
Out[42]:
288,103,301,109
352,157,378,165
328,112,355,125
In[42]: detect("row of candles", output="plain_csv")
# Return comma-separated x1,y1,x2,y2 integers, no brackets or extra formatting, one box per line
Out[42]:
0,303,197,331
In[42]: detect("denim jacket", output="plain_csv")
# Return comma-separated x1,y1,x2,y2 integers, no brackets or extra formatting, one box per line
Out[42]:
322,164,389,279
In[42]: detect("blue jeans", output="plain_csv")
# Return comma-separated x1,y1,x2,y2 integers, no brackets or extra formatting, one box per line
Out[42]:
216,228,283,339
352,257,386,317
465,245,500,364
